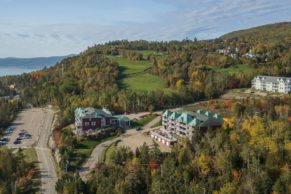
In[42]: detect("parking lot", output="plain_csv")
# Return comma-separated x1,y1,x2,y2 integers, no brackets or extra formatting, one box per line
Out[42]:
4,108,47,149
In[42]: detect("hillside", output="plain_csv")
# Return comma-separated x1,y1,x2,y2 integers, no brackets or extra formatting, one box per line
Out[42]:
0,22,290,120
221,22,291,43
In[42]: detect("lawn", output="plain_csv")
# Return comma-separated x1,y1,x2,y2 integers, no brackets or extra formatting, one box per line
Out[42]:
121,73,166,91
77,139,100,149
22,148,38,165
214,64,255,75
104,140,120,165
131,114,158,127
151,119,162,128
107,55,152,75
73,135,118,164
107,55,168,91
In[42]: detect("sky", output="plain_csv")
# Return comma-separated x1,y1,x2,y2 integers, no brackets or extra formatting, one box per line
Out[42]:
0,0,290,57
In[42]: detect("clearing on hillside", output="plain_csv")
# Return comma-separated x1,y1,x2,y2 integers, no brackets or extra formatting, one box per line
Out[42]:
107,55,167,91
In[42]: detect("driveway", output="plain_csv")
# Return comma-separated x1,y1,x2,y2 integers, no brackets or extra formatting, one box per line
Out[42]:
79,115,170,182
35,109,58,194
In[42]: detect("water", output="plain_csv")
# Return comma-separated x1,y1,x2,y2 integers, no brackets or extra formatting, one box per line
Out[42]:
0,66,44,76
0,55,70,77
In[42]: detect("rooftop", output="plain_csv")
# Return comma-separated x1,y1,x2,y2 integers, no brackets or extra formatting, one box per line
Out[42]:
254,75,291,83
75,107,112,118
163,109,223,126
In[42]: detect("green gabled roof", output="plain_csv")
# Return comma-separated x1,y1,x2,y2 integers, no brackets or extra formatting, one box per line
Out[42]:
162,110,173,117
213,113,224,122
169,112,181,120
176,113,193,124
196,109,205,114
189,118,202,127
204,111,213,117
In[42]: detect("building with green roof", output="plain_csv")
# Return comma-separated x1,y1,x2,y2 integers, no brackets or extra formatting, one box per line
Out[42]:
75,107,130,136
161,109,223,138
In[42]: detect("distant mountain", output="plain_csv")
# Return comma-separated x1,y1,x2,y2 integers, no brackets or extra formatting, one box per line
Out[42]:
220,22,291,41
0,55,74,68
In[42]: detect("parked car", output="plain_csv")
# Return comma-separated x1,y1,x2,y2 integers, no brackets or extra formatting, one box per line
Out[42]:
0,137,9,142
19,132,27,137
24,133,32,139
13,139,21,144
0,141,7,145
7,126,15,131
20,129,27,133
5,128,13,135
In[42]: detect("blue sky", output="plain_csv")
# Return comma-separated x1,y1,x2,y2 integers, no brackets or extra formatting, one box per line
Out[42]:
0,0,290,57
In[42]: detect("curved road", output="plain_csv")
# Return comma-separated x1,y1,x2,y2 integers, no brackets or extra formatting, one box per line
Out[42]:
79,115,162,182
36,109,58,194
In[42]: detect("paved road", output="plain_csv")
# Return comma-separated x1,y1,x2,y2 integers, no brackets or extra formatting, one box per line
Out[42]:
35,109,58,194
79,115,163,182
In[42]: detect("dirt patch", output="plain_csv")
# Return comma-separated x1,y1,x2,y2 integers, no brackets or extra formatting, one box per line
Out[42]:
117,129,171,152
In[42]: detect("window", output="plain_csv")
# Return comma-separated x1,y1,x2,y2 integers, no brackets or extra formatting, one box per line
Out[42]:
85,122,90,126
92,122,96,126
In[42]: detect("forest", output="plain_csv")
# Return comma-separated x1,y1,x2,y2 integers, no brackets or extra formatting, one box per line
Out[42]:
0,148,37,193
0,81,14,97
55,96,291,194
0,99,23,131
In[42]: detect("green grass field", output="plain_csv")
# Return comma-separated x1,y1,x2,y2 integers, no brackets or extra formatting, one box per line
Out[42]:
22,148,38,165
107,55,167,91
121,73,166,91
104,140,120,165
151,119,162,128
214,64,255,75
74,135,118,165
131,114,158,127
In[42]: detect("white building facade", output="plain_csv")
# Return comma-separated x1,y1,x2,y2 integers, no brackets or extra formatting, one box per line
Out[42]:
162,110,223,139
252,75,291,94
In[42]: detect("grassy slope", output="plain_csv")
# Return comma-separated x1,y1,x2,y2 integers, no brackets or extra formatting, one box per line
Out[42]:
73,135,118,166
104,140,120,165
107,55,167,91
131,114,158,127
23,148,38,165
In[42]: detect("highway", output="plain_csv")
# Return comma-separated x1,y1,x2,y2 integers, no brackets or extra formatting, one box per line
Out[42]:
35,108,58,194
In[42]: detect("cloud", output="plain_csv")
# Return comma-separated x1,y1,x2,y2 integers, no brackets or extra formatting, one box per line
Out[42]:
0,0,290,57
